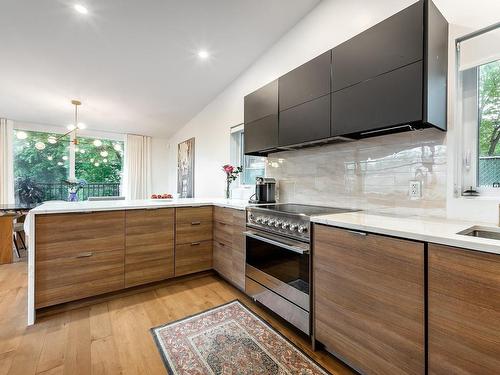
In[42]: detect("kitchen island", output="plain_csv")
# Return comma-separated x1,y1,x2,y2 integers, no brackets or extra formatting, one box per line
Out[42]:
26,198,250,325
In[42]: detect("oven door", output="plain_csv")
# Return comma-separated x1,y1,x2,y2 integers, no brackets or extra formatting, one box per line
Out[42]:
244,229,310,311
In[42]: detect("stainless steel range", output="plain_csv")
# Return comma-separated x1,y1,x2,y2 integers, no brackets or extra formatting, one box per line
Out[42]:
244,204,355,335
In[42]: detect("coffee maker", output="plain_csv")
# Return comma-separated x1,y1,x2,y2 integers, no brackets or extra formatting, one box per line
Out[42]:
249,177,276,203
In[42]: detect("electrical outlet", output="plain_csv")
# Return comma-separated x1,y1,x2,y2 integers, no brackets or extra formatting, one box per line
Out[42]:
409,180,422,200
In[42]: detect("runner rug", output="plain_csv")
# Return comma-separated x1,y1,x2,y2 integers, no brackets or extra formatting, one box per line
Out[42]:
151,300,329,374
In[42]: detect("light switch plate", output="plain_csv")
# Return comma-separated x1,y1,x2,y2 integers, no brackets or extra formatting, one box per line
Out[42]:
409,180,422,200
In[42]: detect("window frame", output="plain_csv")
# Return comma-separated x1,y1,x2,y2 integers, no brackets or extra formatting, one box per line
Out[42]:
230,124,266,187
455,23,500,197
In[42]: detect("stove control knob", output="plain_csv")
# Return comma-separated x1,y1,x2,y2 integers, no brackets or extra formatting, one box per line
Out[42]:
298,225,308,234
255,217,262,224
267,219,275,226
289,224,298,232
274,220,282,228
261,217,268,224
281,222,289,230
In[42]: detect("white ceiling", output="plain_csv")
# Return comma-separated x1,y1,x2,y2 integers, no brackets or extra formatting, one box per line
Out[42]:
0,0,319,137
1,0,499,138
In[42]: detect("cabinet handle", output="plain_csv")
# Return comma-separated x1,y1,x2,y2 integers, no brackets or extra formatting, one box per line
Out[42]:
191,242,201,246
75,251,94,258
347,229,367,236
218,242,225,247
191,221,201,225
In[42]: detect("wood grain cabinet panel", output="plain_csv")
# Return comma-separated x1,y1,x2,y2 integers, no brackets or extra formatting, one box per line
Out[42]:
213,240,232,281
428,244,500,374
35,250,124,308
175,241,212,276
313,225,425,375
213,207,246,290
175,206,213,245
125,208,174,287
35,211,126,308
36,211,125,261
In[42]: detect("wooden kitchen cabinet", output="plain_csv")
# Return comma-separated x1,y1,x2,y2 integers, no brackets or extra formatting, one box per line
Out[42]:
428,244,500,374
35,211,126,308
175,206,213,276
213,207,246,290
175,241,212,276
175,206,213,245
313,224,425,375
125,208,174,287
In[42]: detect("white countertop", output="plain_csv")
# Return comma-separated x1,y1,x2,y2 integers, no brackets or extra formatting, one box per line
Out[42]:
312,211,500,255
29,197,250,214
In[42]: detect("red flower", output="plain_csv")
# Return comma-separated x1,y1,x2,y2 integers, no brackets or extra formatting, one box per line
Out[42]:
223,165,234,174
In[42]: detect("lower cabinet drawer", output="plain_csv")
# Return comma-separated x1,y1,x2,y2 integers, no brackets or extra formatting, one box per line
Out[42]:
125,257,174,288
213,240,232,281
176,222,213,244
214,220,233,245
35,249,125,308
175,240,213,276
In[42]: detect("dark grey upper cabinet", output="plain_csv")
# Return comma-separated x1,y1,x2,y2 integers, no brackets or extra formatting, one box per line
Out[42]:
332,0,448,134
332,61,423,136
332,2,424,92
244,80,279,155
279,95,330,146
244,114,279,155
279,51,331,111
244,80,278,124
243,0,448,155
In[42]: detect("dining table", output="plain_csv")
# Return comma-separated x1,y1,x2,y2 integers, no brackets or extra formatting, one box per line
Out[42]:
0,203,38,264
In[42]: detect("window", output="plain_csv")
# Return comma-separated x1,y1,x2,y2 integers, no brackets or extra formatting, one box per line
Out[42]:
13,129,124,203
456,24,500,195
230,127,266,186
478,60,500,186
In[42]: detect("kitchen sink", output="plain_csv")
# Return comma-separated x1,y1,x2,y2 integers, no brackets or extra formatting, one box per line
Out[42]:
457,226,500,240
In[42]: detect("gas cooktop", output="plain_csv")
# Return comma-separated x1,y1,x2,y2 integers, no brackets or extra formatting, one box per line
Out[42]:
246,204,357,241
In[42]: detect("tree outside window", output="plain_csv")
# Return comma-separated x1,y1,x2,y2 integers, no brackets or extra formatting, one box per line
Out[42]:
13,129,124,203
478,60,500,186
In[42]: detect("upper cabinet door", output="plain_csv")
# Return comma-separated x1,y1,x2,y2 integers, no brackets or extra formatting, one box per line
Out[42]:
244,80,278,123
332,1,423,92
279,51,331,111
279,95,330,147
332,61,423,136
244,114,279,155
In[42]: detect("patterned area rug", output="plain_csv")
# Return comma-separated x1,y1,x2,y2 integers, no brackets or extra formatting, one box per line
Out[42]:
151,300,330,374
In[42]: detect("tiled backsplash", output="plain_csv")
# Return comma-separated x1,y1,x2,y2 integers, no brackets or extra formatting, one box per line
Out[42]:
266,129,447,217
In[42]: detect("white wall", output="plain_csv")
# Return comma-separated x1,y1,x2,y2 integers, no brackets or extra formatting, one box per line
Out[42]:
166,0,417,197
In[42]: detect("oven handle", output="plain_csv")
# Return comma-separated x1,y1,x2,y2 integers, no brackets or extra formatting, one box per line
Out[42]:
243,230,309,255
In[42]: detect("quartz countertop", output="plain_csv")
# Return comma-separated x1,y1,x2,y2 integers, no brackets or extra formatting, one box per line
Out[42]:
28,197,251,214
311,211,500,255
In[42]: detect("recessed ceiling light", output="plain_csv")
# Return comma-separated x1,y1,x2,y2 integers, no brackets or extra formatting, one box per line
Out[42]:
197,50,209,60
74,4,88,15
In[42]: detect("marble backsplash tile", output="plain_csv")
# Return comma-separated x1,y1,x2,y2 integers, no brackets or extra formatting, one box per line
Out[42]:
266,129,447,218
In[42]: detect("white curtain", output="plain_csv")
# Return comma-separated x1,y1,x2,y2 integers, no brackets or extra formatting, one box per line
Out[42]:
0,118,14,204
124,134,152,199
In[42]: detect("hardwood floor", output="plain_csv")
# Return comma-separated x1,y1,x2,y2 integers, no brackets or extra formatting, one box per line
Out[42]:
0,260,353,375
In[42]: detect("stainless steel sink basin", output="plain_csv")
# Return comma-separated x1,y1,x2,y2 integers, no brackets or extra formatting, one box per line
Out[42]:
457,226,500,240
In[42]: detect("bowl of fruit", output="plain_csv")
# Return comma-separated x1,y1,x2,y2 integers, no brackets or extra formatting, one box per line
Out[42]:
151,193,174,200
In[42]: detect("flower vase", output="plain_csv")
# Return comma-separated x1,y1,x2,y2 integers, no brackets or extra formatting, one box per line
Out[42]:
225,180,231,199
68,191,78,202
